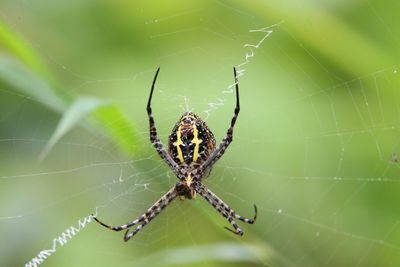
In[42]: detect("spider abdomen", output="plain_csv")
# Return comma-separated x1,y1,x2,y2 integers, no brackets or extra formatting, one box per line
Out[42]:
168,112,215,167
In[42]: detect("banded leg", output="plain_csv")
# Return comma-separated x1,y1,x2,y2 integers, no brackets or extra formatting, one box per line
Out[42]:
195,183,257,235
225,216,244,236
202,67,240,171
196,186,243,235
197,183,257,223
147,68,182,179
93,186,177,241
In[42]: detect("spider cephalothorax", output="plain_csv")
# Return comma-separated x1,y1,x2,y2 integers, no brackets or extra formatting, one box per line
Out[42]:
94,67,257,241
175,178,197,200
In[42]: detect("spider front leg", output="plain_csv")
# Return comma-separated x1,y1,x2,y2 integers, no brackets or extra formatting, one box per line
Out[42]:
147,68,183,178
195,183,257,236
93,186,177,241
202,67,240,171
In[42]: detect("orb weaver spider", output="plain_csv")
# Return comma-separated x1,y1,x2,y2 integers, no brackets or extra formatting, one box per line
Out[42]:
94,67,257,241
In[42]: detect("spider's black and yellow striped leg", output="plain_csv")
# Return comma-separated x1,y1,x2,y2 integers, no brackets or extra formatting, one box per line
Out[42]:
147,67,161,149
196,186,243,235
93,186,177,241
234,204,257,224
196,183,257,224
202,67,240,170
123,210,163,241
93,217,134,232
208,202,244,236
195,183,256,236
146,68,182,178
224,204,257,225
224,216,244,236
123,187,177,241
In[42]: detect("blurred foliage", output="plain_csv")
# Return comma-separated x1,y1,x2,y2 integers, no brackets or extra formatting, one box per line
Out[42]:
0,1,400,267
0,21,139,157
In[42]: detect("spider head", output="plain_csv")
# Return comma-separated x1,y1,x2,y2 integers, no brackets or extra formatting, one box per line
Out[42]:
175,175,196,199
181,112,198,125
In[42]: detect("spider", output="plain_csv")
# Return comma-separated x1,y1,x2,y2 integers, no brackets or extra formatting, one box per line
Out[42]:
94,67,257,241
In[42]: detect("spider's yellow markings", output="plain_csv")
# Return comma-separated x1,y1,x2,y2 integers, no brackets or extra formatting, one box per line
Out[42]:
185,174,196,199
191,124,202,162
174,125,184,163
185,174,193,187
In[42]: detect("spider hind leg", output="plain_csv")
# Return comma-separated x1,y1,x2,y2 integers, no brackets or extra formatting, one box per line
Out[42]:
196,183,256,236
224,225,243,236
93,216,133,232
94,186,177,241
234,204,257,224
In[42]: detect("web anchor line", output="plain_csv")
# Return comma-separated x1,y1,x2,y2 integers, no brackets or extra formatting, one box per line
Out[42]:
204,21,284,119
24,214,94,267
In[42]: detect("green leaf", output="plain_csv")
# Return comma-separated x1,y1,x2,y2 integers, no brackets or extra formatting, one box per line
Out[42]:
0,22,139,158
39,96,139,160
39,96,109,160
0,55,67,113
94,106,139,156
0,20,49,77
127,242,293,267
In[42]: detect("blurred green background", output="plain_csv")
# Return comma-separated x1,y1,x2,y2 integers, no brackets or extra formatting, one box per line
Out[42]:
1,0,400,266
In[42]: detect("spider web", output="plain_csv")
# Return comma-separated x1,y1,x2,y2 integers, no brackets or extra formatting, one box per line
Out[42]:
1,1,400,267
